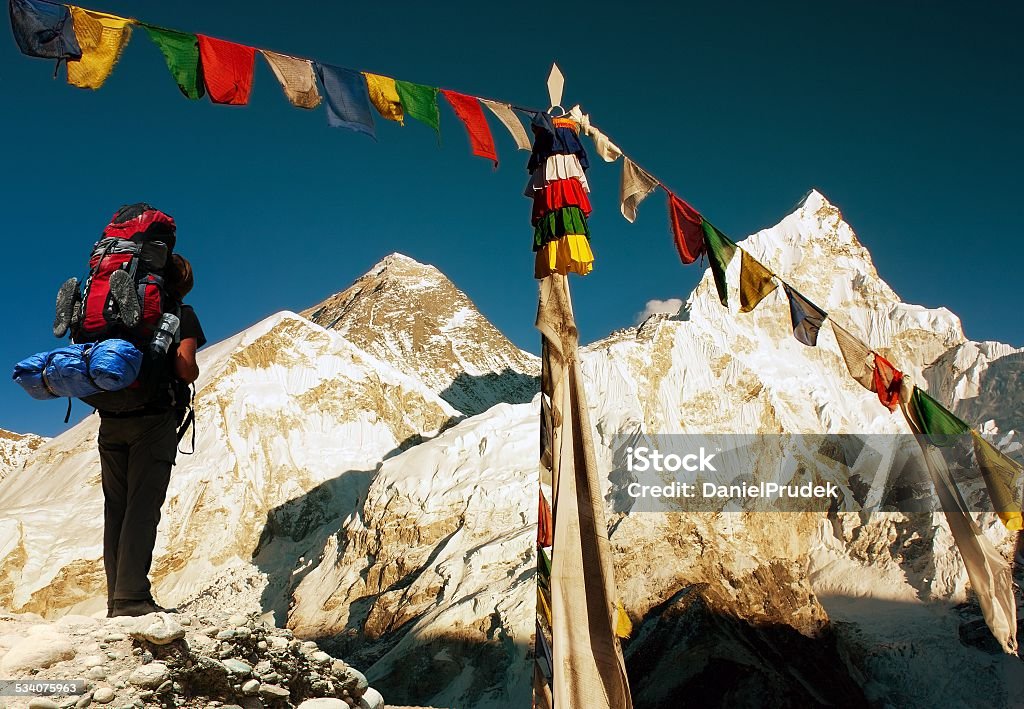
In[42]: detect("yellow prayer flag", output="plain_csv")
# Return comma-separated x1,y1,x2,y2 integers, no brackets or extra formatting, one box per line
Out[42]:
738,249,777,313
615,600,633,639
971,430,1024,531
67,7,133,89
362,73,404,124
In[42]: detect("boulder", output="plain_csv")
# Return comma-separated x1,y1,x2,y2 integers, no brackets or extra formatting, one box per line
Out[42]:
128,662,170,689
129,615,185,645
357,688,383,709
0,632,75,675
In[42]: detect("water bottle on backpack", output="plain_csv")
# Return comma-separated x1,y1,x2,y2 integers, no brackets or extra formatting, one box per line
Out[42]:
149,313,180,358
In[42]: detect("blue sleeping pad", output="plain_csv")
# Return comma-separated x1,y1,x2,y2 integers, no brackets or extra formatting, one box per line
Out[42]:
12,339,144,400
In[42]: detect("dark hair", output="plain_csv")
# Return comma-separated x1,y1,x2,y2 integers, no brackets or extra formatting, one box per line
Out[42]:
167,254,193,299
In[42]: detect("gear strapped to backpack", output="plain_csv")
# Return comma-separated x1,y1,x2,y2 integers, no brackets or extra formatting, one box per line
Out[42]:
53,203,185,415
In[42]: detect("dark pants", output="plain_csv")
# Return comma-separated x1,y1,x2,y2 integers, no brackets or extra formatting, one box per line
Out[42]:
98,411,178,607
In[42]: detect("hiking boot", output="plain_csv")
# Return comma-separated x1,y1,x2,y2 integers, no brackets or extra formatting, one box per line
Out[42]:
53,277,80,338
110,599,162,617
108,269,140,328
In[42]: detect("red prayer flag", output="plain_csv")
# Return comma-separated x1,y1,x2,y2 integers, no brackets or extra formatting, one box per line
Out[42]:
667,190,705,264
197,35,255,105
441,90,498,166
538,490,553,547
872,352,904,412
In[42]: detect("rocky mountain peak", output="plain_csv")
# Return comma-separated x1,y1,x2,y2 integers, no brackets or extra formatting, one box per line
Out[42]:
301,253,539,416
0,428,47,483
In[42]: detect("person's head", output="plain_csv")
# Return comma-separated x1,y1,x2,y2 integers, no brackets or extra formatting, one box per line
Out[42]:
166,254,193,300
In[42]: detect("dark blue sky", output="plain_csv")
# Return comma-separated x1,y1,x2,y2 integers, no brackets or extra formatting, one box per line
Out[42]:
3,1,1022,437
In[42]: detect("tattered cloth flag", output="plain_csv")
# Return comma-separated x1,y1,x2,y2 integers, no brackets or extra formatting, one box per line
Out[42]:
871,352,904,412
619,158,659,223
480,99,531,151
666,191,704,264
701,221,737,307
568,105,623,163
782,283,827,346
538,490,553,547
66,6,133,89
314,63,375,139
830,321,874,389
9,0,81,61
536,273,633,709
830,321,904,411
395,80,440,138
261,50,321,109
142,25,203,100
903,388,1018,653
197,35,255,105
971,430,1024,531
363,73,404,124
739,250,777,313
441,90,497,165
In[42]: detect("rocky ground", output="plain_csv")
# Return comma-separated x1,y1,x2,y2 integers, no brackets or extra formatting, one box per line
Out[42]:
0,609,385,709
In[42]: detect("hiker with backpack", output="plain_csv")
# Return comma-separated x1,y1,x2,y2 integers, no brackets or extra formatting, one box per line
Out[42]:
14,203,206,617
98,248,205,617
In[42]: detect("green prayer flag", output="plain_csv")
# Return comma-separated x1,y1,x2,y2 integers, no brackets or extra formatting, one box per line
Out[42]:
909,387,969,447
702,220,737,306
395,80,440,138
143,25,203,100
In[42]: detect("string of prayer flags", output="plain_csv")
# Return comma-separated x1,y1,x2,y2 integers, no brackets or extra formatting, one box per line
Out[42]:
142,26,203,100
970,431,1024,531
619,158,659,223
66,7,133,89
667,191,704,264
395,80,440,138
9,0,81,61
739,250,777,313
315,63,375,139
261,50,321,109
442,90,498,165
197,35,255,105
782,283,827,346
363,72,404,124
480,100,531,151
701,221,737,307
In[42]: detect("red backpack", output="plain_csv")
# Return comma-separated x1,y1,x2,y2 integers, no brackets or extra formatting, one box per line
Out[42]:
51,203,183,417
73,203,177,346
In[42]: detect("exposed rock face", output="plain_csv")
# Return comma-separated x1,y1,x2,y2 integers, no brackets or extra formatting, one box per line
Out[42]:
3,191,1023,708
0,428,46,482
301,253,539,416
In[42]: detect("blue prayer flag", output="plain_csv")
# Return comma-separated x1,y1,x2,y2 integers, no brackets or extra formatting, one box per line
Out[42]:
314,63,376,140
9,0,81,60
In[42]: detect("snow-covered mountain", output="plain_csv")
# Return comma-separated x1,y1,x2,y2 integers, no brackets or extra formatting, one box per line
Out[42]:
301,252,539,416
0,428,46,483
2,191,1023,708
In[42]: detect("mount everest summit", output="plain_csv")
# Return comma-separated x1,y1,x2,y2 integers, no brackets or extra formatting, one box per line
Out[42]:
2,190,1023,708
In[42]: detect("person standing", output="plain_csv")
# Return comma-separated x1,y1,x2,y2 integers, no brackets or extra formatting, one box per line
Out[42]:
101,253,206,617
